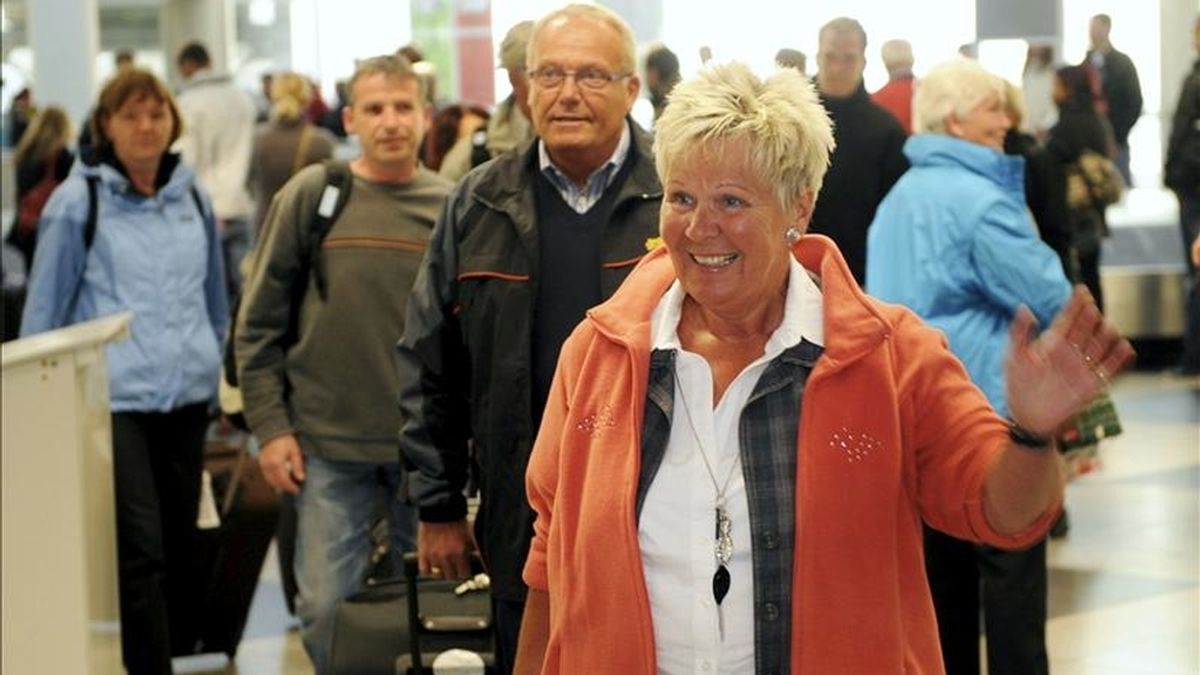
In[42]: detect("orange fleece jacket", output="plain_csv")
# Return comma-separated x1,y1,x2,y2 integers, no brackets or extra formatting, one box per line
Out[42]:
524,235,1059,674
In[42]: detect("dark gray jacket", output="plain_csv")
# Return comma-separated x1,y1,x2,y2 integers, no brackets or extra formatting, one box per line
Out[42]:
397,122,662,599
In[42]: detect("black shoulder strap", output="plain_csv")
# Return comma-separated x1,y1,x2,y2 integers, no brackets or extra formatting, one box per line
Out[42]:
84,178,214,255
309,159,353,300
84,175,99,249
190,186,217,263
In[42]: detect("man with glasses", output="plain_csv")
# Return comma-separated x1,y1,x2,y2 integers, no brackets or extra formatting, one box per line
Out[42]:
396,5,661,672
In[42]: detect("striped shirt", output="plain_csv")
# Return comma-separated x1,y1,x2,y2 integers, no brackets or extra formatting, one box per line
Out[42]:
537,122,632,214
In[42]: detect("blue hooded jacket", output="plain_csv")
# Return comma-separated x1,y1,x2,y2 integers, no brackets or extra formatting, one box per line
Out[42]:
20,156,227,413
866,134,1071,414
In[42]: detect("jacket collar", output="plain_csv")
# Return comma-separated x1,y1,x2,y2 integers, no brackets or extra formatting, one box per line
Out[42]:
588,235,889,368
904,133,1026,197
471,117,661,223
78,149,194,200
180,69,233,92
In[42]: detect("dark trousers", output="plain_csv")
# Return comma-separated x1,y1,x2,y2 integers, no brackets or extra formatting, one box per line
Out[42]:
924,527,1049,675
1079,246,1104,315
111,403,210,675
492,596,525,675
1177,192,1200,372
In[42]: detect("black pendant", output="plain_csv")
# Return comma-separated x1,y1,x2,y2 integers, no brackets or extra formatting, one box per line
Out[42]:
712,564,731,604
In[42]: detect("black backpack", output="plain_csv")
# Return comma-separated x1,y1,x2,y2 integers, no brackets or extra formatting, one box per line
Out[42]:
221,160,354,429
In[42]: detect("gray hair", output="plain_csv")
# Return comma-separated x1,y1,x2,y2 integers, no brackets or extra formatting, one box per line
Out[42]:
880,39,913,69
653,62,835,212
499,20,534,72
527,4,637,75
347,54,425,106
913,58,1006,135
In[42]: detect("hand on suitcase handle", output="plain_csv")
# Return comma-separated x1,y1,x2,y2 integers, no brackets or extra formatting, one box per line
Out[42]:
418,519,476,580
258,433,306,495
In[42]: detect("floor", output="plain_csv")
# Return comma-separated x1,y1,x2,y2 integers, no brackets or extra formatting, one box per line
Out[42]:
173,371,1200,675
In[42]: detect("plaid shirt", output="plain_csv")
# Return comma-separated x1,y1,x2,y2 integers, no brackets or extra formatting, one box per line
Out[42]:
537,122,632,213
637,340,824,675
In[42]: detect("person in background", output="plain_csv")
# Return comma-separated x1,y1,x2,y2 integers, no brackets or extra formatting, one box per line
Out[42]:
1166,15,1200,376
867,58,1081,675
321,79,350,139
1021,44,1059,141
248,72,336,235
8,105,74,268
7,87,33,149
21,69,227,675
176,41,258,300
424,103,490,174
644,43,681,122
437,20,535,182
1047,64,1116,313
809,16,908,285
1003,82,1075,282
871,38,916,133
775,48,807,75
513,60,1132,675
1085,13,1142,186
396,6,661,673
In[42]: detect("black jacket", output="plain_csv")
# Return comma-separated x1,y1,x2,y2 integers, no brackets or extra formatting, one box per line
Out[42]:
809,84,909,285
1087,47,1143,145
1166,58,1200,196
396,122,662,600
1005,130,1076,281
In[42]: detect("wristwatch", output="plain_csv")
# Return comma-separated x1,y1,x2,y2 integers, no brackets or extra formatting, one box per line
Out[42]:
1007,420,1054,449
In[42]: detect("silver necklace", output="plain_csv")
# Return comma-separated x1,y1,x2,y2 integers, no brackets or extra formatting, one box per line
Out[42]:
672,369,741,638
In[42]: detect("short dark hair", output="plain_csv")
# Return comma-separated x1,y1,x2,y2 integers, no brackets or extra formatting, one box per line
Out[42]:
115,49,134,66
645,45,680,82
347,54,425,107
1092,13,1112,29
177,41,211,67
819,17,868,51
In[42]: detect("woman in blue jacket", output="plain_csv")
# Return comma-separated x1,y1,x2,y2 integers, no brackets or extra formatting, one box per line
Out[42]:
866,58,1072,675
21,69,227,675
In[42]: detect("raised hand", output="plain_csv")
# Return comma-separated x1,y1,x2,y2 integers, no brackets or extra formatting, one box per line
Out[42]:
1005,286,1135,436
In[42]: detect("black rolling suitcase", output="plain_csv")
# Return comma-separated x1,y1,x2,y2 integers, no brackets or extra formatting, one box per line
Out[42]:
328,552,495,675
396,552,495,674
172,435,280,659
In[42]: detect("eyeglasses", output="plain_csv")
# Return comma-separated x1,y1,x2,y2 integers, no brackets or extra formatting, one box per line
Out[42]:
527,66,630,90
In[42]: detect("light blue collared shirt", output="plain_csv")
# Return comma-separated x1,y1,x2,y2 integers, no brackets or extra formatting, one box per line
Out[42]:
537,121,632,214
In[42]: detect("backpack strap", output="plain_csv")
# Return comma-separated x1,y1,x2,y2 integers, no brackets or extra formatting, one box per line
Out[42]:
308,159,353,300
83,175,100,250
189,185,216,263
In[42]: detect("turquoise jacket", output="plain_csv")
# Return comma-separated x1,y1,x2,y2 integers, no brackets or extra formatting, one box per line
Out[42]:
21,156,227,413
866,134,1071,414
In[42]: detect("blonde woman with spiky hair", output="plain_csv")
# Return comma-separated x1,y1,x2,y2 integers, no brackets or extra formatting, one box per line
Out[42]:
514,61,1132,675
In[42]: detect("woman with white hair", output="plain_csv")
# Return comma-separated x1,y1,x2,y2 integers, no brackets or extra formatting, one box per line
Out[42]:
866,58,1088,675
514,61,1131,674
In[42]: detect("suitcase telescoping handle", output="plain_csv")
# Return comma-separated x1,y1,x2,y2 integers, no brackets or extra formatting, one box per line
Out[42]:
401,552,489,674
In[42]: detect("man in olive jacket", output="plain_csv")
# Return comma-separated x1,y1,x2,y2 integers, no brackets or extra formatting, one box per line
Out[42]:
395,6,661,673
